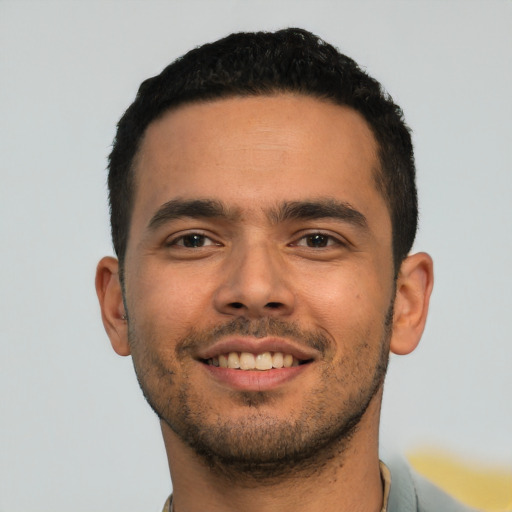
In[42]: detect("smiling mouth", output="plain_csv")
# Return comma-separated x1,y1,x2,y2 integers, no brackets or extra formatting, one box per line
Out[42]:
203,351,313,370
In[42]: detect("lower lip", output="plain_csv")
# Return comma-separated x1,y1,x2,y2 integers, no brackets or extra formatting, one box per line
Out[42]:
202,363,309,391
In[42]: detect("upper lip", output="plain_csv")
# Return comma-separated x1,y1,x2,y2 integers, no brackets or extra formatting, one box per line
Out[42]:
196,337,319,362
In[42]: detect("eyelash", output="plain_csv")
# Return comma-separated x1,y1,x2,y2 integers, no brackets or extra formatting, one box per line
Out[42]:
166,232,220,248
166,231,345,250
292,232,346,249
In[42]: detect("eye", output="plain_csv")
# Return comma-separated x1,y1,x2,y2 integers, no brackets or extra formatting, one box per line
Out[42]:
294,233,344,249
169,233,219,248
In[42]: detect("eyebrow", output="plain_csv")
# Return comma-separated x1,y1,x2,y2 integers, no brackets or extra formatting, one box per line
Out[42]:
269,199,368,229
147,197,368,232
147,198,238,231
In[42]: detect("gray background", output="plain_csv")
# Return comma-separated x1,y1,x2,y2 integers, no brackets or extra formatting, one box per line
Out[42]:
1,1,511,511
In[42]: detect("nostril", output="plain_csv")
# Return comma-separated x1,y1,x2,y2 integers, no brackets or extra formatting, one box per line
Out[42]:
265,302,282,309
229,302,245,309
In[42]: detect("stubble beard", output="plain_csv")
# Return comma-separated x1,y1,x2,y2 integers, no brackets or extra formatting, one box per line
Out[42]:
129,311,392,484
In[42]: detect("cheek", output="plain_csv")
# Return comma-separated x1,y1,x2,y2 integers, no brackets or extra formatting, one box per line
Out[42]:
126,264,217,346
293,264,392,343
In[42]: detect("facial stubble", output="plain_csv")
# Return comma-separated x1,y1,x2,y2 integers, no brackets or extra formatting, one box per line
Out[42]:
128,312,392,483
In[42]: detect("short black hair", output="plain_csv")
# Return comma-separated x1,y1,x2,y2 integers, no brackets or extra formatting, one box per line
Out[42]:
108,28,417,274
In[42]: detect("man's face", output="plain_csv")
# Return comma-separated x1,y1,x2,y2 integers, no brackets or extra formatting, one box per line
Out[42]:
122,94,396,475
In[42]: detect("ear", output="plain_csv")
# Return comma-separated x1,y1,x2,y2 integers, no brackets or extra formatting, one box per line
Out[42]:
95,256,131,356
390,252,434,356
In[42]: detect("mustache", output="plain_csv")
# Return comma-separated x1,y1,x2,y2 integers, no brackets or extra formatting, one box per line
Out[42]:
176,317,330,356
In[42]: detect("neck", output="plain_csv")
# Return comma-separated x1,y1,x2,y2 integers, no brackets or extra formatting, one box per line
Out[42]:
161,394,384,512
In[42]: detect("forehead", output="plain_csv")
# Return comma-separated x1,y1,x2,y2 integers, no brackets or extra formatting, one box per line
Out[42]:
131,93,388,232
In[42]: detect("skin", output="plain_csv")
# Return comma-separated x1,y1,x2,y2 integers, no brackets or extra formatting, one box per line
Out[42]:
96,94,433,512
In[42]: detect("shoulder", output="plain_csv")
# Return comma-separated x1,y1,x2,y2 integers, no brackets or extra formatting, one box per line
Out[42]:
384,457,481,512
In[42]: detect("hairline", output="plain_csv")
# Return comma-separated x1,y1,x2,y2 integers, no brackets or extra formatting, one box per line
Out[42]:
120,91,394,273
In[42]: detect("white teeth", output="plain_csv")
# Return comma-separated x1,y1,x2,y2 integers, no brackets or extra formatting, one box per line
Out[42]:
272,352,284,368
255,352,273,370
207,351,304,370
227,352,240,369
240,352,256,370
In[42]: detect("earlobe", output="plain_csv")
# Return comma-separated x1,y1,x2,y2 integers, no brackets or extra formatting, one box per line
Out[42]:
390,252,434,356
95,256,131,356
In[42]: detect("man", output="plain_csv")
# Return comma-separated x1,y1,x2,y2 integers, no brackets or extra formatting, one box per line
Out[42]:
96,28,474,511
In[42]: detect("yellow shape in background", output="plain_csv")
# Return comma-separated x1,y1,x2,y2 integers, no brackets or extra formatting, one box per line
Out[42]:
407,448,512,512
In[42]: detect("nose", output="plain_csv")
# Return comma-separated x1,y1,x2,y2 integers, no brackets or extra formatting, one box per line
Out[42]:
213,242,295,319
